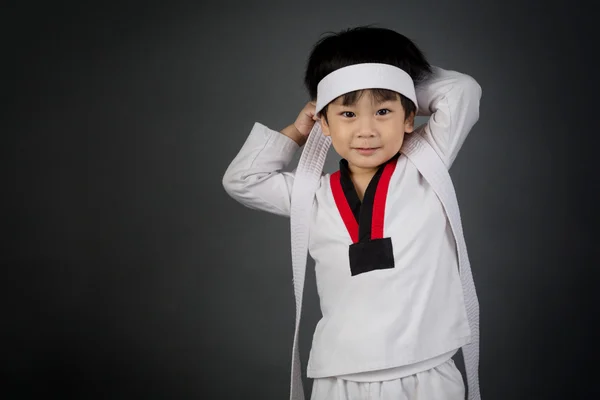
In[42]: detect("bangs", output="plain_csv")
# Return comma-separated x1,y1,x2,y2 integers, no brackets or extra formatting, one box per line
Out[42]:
335,88,400,106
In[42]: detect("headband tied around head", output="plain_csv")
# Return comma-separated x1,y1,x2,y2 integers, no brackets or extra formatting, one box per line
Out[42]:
315,63,418,115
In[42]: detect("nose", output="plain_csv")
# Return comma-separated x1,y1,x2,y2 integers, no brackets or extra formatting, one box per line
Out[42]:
357,116,376,138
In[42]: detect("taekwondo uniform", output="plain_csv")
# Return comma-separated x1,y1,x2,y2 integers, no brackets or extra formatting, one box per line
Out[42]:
223,66,482,400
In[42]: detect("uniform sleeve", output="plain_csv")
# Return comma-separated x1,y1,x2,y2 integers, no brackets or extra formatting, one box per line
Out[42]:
222,122,299,217
414,66,482,168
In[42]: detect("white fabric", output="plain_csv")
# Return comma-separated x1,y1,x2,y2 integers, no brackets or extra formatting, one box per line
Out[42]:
339,350,456,383
289,122,331,400
402,131,481,400
305,141,470,379
315,63,418,115
311,358,465,400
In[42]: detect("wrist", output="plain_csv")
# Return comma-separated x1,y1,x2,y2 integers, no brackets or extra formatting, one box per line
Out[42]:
281,124,307,147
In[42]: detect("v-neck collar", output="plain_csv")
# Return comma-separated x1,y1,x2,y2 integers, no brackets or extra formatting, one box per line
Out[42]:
333,153,400,243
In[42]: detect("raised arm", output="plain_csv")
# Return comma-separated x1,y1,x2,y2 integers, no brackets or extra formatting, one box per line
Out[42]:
222,103,316,217
415,66,482,168
222,123,300,217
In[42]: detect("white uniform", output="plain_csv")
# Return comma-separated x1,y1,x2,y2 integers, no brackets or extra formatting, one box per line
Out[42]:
223,67,482,399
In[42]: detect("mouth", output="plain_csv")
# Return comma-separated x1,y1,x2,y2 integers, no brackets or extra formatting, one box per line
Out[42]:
353,147,380,155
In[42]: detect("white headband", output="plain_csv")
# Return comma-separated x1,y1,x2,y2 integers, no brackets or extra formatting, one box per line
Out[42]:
315,63,418,114
288,63,419,400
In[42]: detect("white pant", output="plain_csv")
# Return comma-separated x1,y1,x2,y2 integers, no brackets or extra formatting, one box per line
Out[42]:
310,358,465,400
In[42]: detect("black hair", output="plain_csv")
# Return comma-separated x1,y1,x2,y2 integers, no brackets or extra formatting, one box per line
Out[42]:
304,25,432,122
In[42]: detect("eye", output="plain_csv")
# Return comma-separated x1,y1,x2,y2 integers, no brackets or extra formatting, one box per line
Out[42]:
377,109,391,116
341,111,355,118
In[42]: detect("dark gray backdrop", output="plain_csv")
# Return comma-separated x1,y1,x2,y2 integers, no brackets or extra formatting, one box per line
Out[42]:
3,1,598,399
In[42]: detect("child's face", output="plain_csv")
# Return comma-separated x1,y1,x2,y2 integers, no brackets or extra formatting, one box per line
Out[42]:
320,90,414,176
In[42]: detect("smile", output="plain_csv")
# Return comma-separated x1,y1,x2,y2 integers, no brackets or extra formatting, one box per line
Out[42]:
354,147,380,155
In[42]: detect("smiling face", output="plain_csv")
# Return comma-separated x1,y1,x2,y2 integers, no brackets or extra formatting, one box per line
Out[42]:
320,89,415,178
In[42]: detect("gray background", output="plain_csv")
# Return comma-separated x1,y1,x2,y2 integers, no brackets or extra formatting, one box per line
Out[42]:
3,1,598,399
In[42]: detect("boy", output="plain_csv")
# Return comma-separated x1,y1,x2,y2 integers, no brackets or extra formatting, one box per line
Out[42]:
222,26,482,400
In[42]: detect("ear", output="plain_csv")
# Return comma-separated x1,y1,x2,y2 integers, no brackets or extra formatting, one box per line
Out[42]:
319,112,331,137
404,111,415,134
